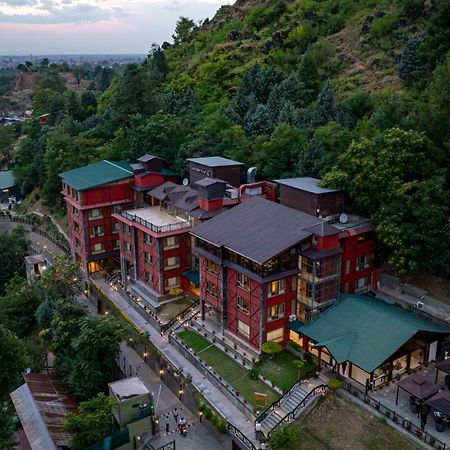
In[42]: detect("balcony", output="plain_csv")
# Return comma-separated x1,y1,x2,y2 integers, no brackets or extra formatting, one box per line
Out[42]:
122,207,193,235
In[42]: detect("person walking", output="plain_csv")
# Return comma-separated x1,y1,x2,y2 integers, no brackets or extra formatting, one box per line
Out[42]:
172,407,179,424
165,414,170,433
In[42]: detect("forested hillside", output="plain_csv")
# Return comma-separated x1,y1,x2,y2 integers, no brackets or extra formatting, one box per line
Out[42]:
14,0,450,277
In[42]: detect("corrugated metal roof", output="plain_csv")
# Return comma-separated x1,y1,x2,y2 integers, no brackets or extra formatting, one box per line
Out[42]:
275,177,338,194
289,295,448,373
137,154,162,163
191,196,325,264
59,160,133,191
187,156,244,167
0,170,16,190
195,177,227,187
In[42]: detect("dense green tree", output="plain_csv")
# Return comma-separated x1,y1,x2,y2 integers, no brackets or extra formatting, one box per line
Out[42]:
398,35,426,82
173,17,196,44
0,325,28,399
269,426,299,450
0,125,18,166
313,80,336,126
0,227,29,295
297,137,323,177
244,104,274,136
147,43,168,76
297,52,320,106
64,393,116,450
0,403,15,450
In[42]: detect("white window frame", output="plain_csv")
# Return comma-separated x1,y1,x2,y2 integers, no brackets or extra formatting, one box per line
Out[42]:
164,256,180,270
236,295,250,315
163,235,179,250
268,279,285,298
90,225,105,238
237,320,250,339
236,272,250,292
266,327,284,343
89,208,103,220
268,303,285,322
144,252,153,264
91,242,105,255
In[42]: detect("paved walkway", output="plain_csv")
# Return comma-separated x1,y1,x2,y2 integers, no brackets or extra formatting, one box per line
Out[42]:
94,278,257,446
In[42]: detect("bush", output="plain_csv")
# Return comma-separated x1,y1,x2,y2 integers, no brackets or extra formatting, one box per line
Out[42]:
370,15,397,39
327,378,343,390
248,367,259,380
269,426,299,450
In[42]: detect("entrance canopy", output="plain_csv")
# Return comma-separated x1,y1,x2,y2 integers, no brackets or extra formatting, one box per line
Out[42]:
427,390,450,415
397,373,439,400
289,294,449,373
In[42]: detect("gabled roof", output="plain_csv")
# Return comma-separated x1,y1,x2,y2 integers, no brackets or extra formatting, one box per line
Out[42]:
275,177,338,194
195,177,227,187
59,160,133,191
290,295,448,373
0,170,16,190
137,154,163,163
191,196,328,264
187,156,244,167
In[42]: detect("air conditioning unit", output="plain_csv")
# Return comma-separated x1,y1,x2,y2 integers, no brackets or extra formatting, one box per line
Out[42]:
288,314,297,322
416,301,424,310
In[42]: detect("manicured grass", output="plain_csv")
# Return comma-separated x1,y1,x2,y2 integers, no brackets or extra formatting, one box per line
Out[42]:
258,350,316,391
177,330,279,407
287,393,420,450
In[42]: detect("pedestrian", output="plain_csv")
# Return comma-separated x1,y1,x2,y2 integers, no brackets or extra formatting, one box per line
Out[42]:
420,411,427,431
165,414,170,433
172,407,179,423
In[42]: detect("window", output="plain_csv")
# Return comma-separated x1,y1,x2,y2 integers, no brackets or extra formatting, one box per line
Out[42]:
266,328,284,343
165,276,180,290
312,235,318,246
124,242,132,253
306,282,317,299
72,206,79,217
236,272,250,292
74,222,79,232
164,256,180,270
345,259,351,275
76,191,81,202
90,225,104,238
124,224,131,235
113,239,120,250
89,208,103,219
112,222,120,234
237,295,250,315
206,259,218,275
356,254,371,271
268,279,285,297
356,277,368,290
144,252,153,264
75,238,81,249
163,235,179,249
144,233,152,244
237,320,250,339
91,242,105,255
268,303,285,321
145,271,153,285
206,280,218,298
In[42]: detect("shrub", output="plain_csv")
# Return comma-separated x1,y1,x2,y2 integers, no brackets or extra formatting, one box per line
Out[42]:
269,426,299,450
248,367,259,380
169,287,184,297
327,378,343,390
370,15,397,39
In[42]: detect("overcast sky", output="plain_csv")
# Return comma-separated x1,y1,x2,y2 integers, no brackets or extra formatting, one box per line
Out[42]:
0,0,228,55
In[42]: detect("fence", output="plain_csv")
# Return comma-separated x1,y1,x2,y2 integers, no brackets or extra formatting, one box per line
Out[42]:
227,422,257,450
161,299,199,334
343,381,446,450
144,439,176,450
0,215,70,254
122,211,193,234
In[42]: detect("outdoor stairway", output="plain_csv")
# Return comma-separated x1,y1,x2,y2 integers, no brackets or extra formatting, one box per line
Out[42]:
258,380,326,436
161,303,200,335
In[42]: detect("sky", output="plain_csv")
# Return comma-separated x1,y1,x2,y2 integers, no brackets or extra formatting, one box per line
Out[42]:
0,0,229,55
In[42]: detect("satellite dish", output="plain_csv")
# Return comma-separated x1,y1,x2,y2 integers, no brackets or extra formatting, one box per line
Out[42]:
339,213,349,224
182,178,189,186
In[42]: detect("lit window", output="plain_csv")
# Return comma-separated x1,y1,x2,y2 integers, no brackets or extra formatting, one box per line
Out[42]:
266,328,284,343
237,320,250,339
268,279,285,297
90,225,104,238
206,281,218,298
268,303,285,321
91,242,105,255
89,208,103,219
236,272,250,292
206,259,218,275
237,295,250,315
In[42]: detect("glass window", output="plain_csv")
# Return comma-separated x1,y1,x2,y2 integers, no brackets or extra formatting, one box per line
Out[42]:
91,242,105,255
356,254,371,271
145,271,153,285
345,259,351,275
144,252,153,264
237,320,250,339
237,295,250,315
236,272,250,292
144,233,152,244
112,222,120,233
74,222,79,232
163,235,179,249
113,239,120,250
164,256,180,270
268,303,285,321
90,225,104,238
268,279,285,297
124,242,132,253
165,276,180,289
206,280,218,298
124,224,131,235
206,259,218,275
89,208,103,219
356,277,368,290
72,205,79,216
266,328,284,343
75,238,81,249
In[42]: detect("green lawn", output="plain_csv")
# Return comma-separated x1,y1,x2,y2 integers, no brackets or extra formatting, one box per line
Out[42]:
258,350,316,391
177,330,279,408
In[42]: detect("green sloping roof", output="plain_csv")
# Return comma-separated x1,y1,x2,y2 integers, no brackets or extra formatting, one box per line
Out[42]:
289,295,448,373
59,160,133,191
0,170,16,190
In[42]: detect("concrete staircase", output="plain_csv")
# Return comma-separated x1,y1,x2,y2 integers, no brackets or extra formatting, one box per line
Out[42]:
257,380,326,436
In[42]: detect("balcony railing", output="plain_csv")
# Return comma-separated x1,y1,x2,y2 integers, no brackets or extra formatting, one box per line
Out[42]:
122,211,193,234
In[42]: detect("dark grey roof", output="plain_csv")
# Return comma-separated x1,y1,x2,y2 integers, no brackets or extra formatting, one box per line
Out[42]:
138,154,163,163
299,246,342,260
148,181,178,201
304,222,339,237
275,177,338,194
172,189,199,212
191,197,333,264
130,163,145,171
190,207,225,220
187,156,244,167
195,177,227,187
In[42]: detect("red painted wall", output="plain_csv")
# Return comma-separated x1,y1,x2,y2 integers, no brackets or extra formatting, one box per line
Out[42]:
81,179,133,206
200,256,222,312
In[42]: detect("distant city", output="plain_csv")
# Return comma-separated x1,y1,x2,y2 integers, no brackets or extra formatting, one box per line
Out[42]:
0,54,146,70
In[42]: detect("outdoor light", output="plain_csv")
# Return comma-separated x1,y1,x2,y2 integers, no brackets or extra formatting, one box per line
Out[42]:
179,389,183,394
73,277,77,282
144,351,148,357
84,290,88,294
129,337,133,342
159,369,164,376
105,311,109,315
